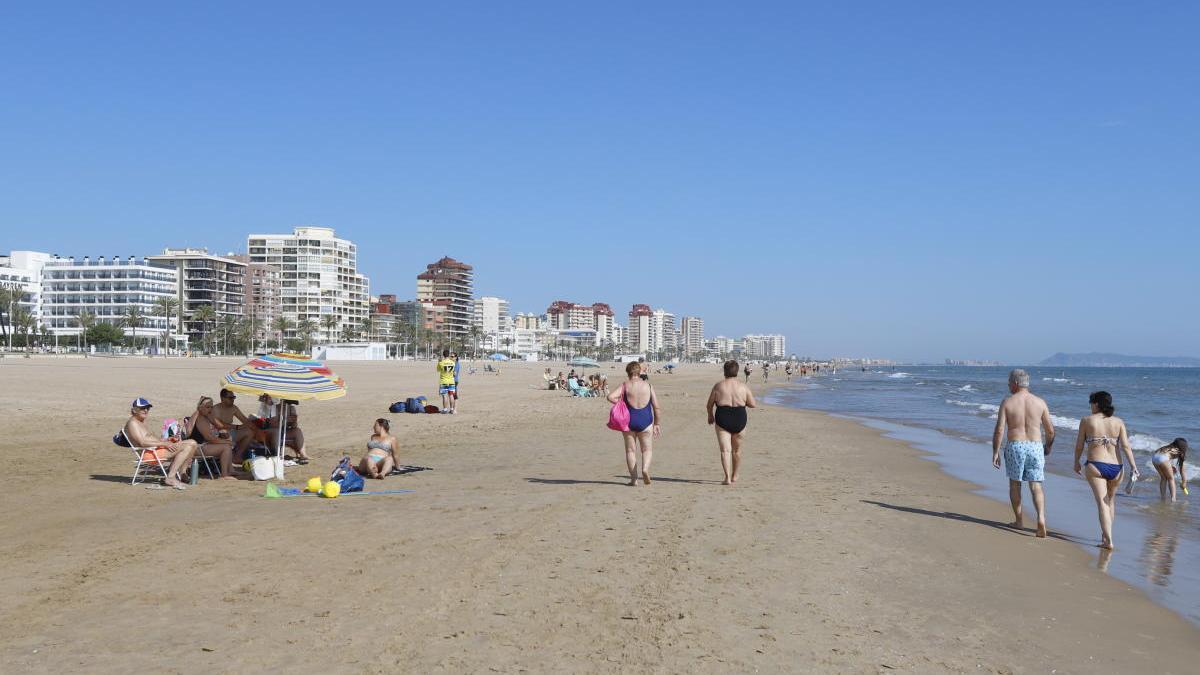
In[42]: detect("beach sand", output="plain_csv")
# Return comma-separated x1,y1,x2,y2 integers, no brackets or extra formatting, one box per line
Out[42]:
0,357,1197,673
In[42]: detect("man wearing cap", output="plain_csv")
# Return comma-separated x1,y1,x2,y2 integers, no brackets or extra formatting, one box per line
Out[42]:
123,398,198,490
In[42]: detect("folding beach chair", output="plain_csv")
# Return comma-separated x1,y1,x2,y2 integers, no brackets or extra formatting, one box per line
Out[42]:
117,428,173,486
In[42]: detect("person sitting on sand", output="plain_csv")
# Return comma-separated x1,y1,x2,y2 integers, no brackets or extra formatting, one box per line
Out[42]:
992,369,1055,538
607,361,661,486
214,388,254,462
265,405,310,463
1151,438,1189,501
706,359,757,485
357,418,399,478
123,397,198,490
557,371,567,391
1074,391,1139,549
186,396,236,479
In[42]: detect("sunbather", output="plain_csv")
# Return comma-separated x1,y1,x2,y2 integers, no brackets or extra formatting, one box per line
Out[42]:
187,396,236,479
214,388,254,462
357,418,399,478
123,397,198,490
265,404,310,463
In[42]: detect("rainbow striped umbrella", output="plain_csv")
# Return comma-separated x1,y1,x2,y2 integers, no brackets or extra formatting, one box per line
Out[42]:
220,362,346,401
246,352,344,388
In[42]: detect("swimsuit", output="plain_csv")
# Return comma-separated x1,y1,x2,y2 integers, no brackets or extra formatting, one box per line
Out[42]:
1084,435,1123,480
625,389,654,433
714,405,747,434
1003,440,1045,482
366,439,393,465
1152,451,1171,467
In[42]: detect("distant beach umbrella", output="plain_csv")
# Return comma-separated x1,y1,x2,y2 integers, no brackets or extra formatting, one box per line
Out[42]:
488,353,509,361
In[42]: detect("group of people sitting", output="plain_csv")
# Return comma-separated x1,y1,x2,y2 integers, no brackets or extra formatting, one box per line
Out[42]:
544,368,608,397
121,390,310,489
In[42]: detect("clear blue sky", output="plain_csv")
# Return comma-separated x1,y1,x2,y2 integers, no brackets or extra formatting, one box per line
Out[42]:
2,2,1197,362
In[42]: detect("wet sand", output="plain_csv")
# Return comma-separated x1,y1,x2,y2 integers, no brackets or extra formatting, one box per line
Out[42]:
0,357,1197,673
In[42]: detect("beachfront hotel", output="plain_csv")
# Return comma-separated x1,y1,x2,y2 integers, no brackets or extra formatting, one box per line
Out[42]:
147,248,246,347
680,315,705,356
0,251,53,333
247,227,370,344
743,334,787,358
547,300,615,346
39,255,178,347
229,254,282,349
416,256,473,340
474,296,512,335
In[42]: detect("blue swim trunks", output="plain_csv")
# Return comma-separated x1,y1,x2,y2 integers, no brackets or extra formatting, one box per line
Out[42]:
1004,440,1045,482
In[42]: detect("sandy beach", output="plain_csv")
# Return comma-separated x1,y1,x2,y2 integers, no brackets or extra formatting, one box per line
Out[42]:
0,357,1197,673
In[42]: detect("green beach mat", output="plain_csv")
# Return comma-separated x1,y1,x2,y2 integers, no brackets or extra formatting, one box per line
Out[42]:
264,483,414,499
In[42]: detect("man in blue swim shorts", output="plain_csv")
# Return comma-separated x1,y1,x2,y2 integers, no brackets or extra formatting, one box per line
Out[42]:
992,369,1056,538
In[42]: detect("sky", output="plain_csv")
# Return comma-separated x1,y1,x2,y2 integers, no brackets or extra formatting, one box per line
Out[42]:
1,1,1197,363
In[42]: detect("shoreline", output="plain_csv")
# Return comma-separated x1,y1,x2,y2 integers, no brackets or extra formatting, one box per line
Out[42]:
0,359,1197,671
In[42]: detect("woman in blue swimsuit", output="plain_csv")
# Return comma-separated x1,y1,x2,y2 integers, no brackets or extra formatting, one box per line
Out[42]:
608,361,661,486
1073,391,1140,550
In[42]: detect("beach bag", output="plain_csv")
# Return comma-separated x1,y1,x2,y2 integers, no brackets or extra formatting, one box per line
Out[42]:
329,456,364,493
113,430,131,447
389,401,407,413
161,419,180,440
405,397,423,414
424,405,440,414
249,455,274,481
607,386,630,432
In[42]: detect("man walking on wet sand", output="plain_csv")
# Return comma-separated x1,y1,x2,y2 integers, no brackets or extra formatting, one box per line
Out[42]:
993,369,1056,537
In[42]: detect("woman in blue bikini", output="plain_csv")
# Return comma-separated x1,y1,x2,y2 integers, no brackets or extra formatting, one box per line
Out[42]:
608,361,661,486
1073,391,1139,550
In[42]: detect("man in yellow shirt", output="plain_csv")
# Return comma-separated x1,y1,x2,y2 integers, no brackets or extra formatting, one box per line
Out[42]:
437,348,457,414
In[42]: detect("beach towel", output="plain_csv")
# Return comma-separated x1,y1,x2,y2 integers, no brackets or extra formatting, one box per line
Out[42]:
264,485,414,498
387,465,433,476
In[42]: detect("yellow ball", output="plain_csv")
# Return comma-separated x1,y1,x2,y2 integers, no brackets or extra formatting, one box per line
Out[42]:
321,481,341,499
305,477,323,493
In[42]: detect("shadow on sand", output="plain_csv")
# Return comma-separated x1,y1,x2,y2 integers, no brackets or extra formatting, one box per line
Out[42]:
526,475,722,487
90,474,137,484
861,499,1082,544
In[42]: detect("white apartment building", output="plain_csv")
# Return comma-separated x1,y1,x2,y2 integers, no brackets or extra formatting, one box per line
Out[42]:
743,334,787,359
247,227,370,343
147,248,246,346
417,257,474,340
680,316,705,357
611,323,627,349
0,251,53,330
473,296,511,334
650,308,677,356
485,327,545,358
548,300,615,346
628,304,652,353
39,255,178,343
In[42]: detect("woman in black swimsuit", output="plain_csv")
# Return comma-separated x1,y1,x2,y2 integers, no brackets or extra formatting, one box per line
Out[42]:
188,396,236,479
707,360,757,485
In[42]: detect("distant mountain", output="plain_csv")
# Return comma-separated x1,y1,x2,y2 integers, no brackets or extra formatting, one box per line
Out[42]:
1039,352,1200,368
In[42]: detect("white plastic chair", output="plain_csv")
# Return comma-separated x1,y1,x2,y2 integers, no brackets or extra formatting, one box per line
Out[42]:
118,428,173,485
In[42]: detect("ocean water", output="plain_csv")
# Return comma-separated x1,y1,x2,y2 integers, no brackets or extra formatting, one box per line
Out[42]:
767,366,1200,626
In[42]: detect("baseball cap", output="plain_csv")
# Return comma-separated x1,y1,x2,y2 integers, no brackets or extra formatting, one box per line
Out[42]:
132,397,153,409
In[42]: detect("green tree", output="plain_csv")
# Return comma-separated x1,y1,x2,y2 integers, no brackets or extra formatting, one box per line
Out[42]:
361,315,374,342
86,321,125,347
296,319,318,353
218,314,237,355
191,305,217,354
321,314,338,343
76,310,95,352
153,296,179,355
122,305,144,351
237,316,259,354
272,315,292,349
340,323,359,342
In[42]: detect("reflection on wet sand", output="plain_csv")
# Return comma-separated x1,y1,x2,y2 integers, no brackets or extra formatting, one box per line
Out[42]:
1139,516,1180,587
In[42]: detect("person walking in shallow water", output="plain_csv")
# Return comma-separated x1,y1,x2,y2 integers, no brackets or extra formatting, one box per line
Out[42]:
1074,391,1139,549
992,369,1055,538
1151,438,1188,501
706,360,757,485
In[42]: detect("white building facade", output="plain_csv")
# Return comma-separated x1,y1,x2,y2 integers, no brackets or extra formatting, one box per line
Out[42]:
147,248,246,346
39,256,178,343
247,227,370,344
743,334,787,359
680,316,705,357
473,296,512,334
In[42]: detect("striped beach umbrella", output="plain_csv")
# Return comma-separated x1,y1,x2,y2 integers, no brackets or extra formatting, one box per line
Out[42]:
220,362,346,401
247,352,344,388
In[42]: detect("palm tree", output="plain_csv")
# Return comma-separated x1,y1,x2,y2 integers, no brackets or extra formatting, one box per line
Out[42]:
191,305,217,354
77,310,95,352
123,305,145,352
360,316,375,342
272,316,292,349
467,325,482,358
320,314,338,343
296,319,318,353
153,297,179,355
218,314,237,355
239,316,261,354
340,323,359,343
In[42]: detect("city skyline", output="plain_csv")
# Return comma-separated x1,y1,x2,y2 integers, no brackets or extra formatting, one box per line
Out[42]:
3,3,1197,361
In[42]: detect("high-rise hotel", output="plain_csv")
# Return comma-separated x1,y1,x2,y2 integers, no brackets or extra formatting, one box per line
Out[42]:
247,227,370,344
417,257,473,340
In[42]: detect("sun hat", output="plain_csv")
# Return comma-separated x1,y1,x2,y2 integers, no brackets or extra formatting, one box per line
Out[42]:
132,397,153,409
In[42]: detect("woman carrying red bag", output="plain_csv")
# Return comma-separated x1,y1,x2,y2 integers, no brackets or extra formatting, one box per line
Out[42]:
607,361,661,486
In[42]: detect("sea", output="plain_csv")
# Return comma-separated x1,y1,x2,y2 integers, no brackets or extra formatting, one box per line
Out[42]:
767,366,1200,627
